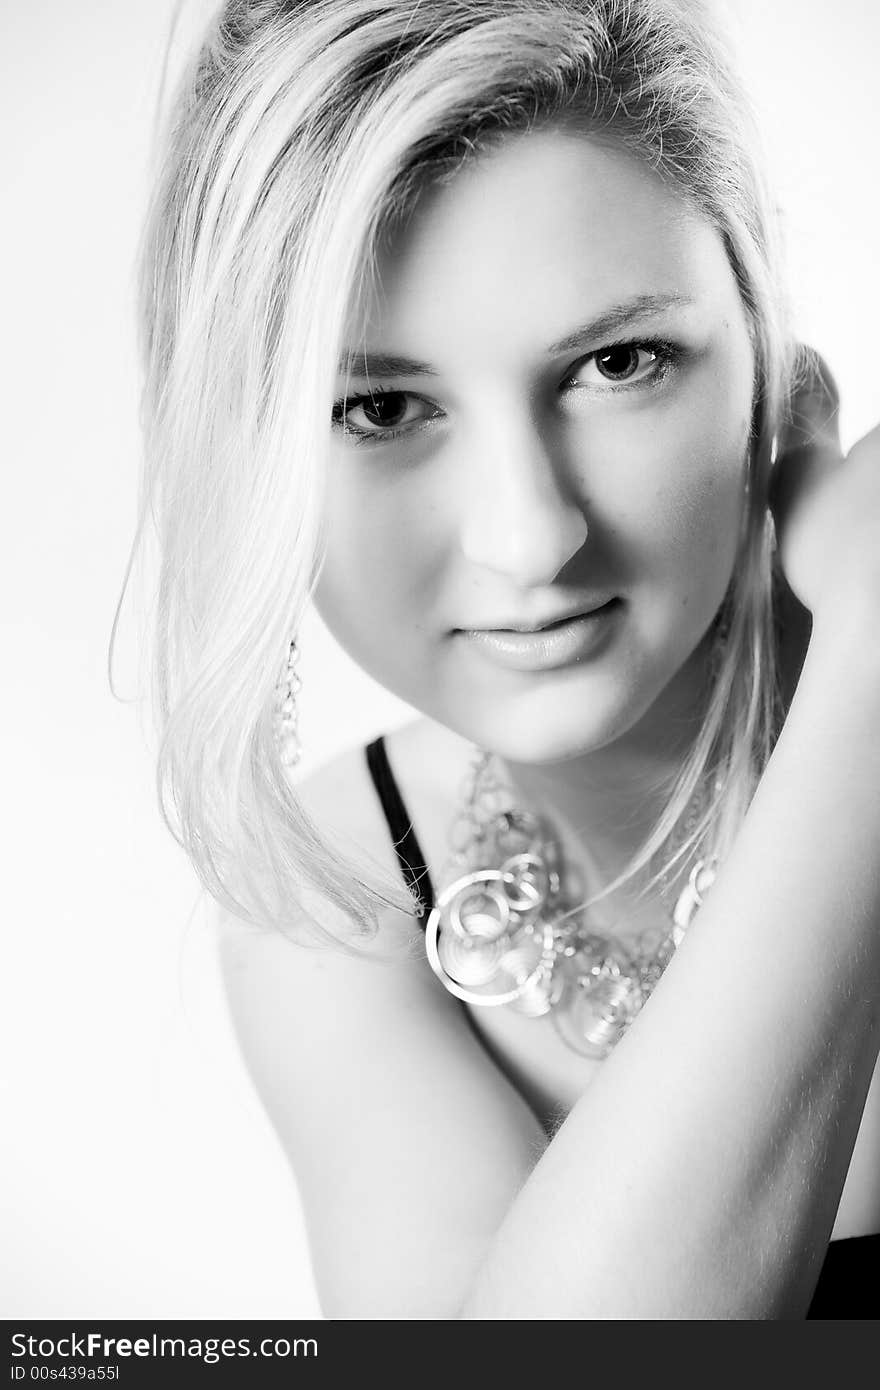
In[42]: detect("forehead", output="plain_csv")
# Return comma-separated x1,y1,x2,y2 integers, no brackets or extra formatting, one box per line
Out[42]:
349,128,741,364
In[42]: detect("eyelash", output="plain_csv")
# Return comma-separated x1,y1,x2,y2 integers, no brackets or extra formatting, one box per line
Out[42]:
330,384,440,447
331,337,682,446
561,337,680,393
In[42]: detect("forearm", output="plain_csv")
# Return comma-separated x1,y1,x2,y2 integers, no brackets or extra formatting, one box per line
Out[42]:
461,620,880,1319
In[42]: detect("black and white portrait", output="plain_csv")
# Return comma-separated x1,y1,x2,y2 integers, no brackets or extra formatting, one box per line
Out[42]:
5,0,879,1324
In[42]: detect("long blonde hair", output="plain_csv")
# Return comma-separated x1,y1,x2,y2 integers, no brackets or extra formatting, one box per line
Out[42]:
126,0,796,945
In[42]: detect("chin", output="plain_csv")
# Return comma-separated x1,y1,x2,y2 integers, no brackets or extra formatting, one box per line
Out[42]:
438,670,664,765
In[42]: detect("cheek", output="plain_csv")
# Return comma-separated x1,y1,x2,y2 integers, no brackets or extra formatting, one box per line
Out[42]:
313,456,444,653
655,445,745,584
592,391,750,614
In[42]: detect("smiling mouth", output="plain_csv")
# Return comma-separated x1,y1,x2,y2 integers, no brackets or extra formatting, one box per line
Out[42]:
456,599,623,672
459,597,620,635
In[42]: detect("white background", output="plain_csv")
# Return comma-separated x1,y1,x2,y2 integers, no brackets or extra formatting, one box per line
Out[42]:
2,0,878,1318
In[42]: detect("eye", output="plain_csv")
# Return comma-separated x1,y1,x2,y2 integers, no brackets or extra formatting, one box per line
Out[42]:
595,344,652,382
563,341,676,391
332,388,442,441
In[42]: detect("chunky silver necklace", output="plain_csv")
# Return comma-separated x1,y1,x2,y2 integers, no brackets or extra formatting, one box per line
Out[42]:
425,748,716,1058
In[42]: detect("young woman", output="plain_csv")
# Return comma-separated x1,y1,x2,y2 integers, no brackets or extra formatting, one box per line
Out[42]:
134,0,880,1317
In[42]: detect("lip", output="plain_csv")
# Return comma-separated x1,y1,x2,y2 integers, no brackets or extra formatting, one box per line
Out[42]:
467,596,617,633
458,598,622,671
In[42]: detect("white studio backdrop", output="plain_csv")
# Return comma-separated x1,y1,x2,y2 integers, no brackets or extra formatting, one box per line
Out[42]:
1,0,877,1319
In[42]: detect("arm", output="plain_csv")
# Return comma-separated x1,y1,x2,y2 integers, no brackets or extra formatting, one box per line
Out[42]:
216,751,548,1319
217,897,549,1319
462,618,880,1318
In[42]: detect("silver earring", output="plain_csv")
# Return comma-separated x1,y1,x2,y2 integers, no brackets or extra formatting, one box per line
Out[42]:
274,637,302,767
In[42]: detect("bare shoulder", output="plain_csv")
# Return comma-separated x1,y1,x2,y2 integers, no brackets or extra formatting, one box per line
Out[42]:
218,721,429,953
213,723,546,1318
294,733,387,849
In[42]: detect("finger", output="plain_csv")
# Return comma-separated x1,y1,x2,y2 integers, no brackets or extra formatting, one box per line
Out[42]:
782,345,841,456
770,346,843,525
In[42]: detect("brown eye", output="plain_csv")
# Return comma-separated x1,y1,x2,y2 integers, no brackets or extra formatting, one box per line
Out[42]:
595,345,644,381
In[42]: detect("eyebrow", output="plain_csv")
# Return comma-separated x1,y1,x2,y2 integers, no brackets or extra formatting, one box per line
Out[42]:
338,292,695,379
546,292,695,354
338,349,437,379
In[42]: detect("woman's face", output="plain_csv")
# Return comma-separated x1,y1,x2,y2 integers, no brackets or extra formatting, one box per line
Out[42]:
314,127,756,762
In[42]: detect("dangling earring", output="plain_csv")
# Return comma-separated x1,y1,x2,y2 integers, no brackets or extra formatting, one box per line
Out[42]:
274,637,302,767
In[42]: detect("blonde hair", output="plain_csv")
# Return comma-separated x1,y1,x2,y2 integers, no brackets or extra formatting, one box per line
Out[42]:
126,0,797,945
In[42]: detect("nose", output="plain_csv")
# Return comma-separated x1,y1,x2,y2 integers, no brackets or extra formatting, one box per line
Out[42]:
457,410,588,585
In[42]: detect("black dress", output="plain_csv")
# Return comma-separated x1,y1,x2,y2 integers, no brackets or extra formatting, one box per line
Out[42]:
365,734,879,1320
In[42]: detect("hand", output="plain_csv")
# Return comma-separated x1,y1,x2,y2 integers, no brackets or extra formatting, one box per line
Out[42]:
771,348,880,624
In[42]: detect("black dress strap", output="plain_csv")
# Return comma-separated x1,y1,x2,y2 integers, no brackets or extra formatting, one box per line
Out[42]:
806,1233,880,1319
364,735,436,924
